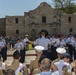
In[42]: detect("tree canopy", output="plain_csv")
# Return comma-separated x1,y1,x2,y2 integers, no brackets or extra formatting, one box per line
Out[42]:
52,0,76,14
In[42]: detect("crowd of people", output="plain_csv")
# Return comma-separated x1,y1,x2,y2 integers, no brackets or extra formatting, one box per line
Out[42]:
0,29,76,75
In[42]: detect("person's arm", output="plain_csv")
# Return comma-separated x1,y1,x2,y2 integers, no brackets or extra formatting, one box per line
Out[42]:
28,40,34,44
51,62,59,71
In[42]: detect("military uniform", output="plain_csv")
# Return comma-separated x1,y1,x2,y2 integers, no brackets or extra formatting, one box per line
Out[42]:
14,40,25,63
29,56,40,72
29,46,44,73
32,68,41,75
34,36,51,59
2,38,7,62
0,39,6,62
6,61,28,75
66,36,74,59
53,58,60,63
50,38,60,60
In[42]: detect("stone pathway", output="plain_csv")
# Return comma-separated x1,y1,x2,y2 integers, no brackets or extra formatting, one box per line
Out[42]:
5,50,36,66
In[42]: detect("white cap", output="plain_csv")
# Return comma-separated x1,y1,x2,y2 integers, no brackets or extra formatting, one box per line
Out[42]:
34,46,44,52
56,48,66,54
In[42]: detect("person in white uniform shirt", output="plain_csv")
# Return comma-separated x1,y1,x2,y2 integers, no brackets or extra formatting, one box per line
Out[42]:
54,48,67,75
62,53,71,75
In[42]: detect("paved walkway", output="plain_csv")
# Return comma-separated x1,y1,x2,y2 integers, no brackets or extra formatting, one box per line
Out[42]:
5,50,36,65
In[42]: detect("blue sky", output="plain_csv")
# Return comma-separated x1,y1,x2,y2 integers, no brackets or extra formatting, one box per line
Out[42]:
0,0,52,18
1,0,76,18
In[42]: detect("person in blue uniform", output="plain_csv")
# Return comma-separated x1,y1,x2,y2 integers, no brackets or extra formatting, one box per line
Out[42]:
0,38,6,62
14,38,25,63
2,37,7,62
29,29,51,59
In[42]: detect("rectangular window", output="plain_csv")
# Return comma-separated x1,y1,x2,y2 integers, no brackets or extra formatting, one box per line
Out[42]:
16,30,19,34
15,18,18,23
70,28,73,32
42,16,46,23
68,17,71,23
59,19,61,22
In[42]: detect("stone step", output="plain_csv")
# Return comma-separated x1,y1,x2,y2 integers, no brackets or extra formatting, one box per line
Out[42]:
7,50,36,56
5,50,36,66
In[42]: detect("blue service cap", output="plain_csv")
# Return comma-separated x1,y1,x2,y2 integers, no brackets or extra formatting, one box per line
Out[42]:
62,53,71,59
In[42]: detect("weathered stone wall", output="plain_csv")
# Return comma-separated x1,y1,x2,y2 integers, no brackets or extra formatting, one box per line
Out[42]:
0,18,6,36
6,16,25,36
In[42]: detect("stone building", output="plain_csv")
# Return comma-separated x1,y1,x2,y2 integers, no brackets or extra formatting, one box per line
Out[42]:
0,18,6,36
0,2,76,37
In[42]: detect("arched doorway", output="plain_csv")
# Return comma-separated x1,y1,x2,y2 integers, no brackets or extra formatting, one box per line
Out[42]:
31,29,36,40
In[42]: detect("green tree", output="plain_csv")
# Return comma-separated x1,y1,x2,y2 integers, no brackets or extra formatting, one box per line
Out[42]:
52,0,76,14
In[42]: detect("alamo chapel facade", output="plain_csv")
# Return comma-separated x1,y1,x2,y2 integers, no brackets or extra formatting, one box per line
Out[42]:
0,2,76,37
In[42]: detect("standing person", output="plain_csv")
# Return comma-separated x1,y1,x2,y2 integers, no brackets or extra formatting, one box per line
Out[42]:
6,50,28,75
0,35,7,61
29,46,44,74
66,34,74,61
73,36,76,60
54,48,71,75
29,30,51,59
50,36,59,60
10,36,15,49
1,37,7,62
50,35,56,60
58,36,66,48
23,34,29,50
0,38,5,61
14,38,25,63
54,48,66,75
20,37,26,63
